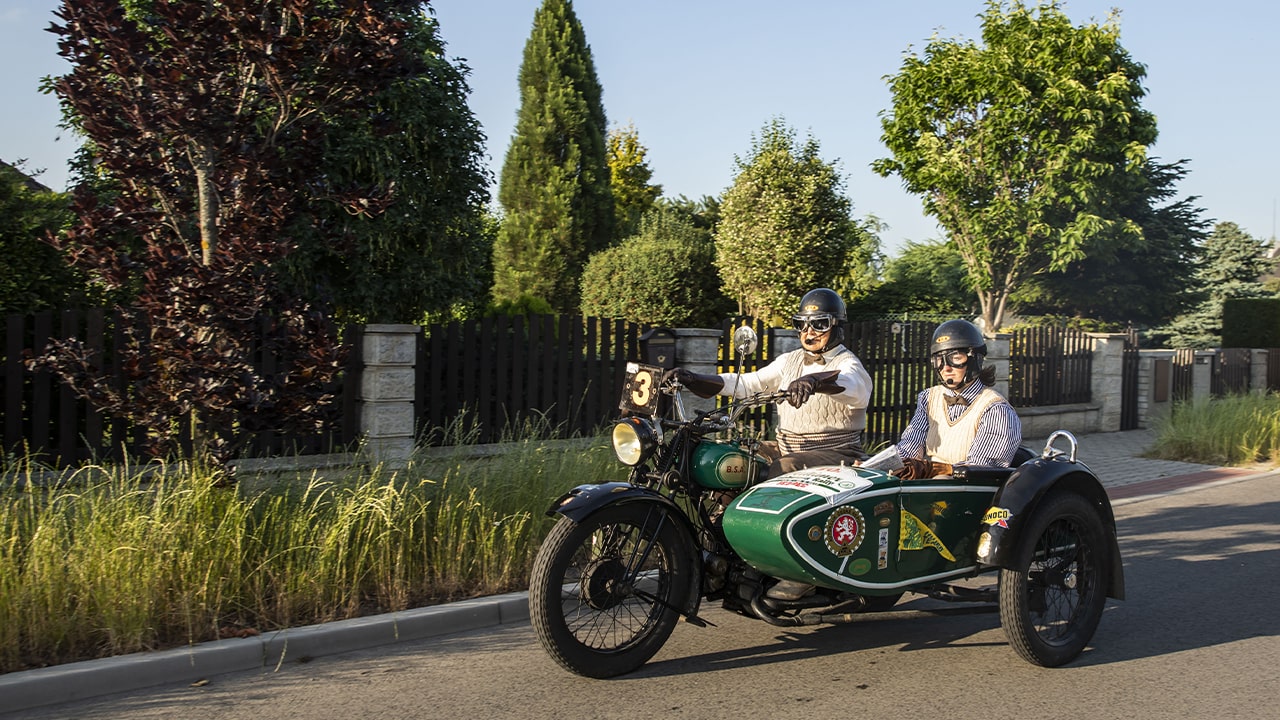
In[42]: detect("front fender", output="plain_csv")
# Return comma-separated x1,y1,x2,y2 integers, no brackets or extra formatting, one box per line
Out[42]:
545,482,703,565
979,458,1125,600
545,482,684,522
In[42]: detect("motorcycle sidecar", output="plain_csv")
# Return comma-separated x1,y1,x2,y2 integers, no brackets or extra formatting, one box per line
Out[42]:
721,431,1125,667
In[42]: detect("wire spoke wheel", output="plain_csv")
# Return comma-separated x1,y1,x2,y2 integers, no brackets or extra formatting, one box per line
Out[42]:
530,503,696,678
999,492,1108,667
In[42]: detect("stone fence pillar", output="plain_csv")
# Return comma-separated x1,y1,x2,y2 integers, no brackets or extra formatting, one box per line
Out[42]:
1192,350,1215,400
1138,349,1176,428
1249,348,1270,393
359,324,418,465
986,332,1012,399
673,328,722,416
1087,333,1128,433
773,328,801,356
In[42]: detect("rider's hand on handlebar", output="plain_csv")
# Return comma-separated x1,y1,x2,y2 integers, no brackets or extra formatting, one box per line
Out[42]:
785,375,821,408
667,368,725,398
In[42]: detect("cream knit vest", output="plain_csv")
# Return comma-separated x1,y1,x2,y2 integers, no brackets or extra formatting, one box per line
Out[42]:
924,386,1007,465
774,348,868,433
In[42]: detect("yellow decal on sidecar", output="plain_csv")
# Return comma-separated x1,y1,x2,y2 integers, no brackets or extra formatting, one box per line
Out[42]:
899,509,956,562
983,507,1012,528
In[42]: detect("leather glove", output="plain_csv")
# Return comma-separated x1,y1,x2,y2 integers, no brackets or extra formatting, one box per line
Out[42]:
785,375,821,408
785,370,842,409
668,368,724,398
893,458,933,480
893,459,954,480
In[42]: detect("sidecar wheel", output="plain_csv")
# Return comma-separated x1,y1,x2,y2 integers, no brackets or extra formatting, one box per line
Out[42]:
999,492,1108,667
529,503,697,678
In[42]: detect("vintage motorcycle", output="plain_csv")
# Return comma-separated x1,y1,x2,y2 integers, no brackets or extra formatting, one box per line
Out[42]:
528,327,1124,678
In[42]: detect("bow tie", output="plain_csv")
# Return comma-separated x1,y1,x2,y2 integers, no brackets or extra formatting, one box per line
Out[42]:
944,393,970,408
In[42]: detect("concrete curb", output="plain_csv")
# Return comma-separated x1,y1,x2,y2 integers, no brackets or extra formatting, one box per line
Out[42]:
0,592,530,716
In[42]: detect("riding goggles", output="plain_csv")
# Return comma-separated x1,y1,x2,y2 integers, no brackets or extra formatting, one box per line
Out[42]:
791,314,836,334
931,349,972,369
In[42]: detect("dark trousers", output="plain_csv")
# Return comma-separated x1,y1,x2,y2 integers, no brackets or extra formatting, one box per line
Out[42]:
757,442,864,477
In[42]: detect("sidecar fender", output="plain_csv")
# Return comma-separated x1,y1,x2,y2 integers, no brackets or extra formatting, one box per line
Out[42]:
979,458,1125,600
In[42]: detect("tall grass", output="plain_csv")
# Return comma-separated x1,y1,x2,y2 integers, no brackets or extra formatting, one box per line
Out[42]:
0,417,623,673
1148,392,1280,466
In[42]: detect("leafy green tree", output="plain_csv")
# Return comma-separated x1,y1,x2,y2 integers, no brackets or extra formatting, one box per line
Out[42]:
874,0,1158,331
1012,159,1207,327
279,10,492,324
580,208,732,327
43,0,427,462
715,118,872,321
846,239,973,318
607,123,662,241
1155,222,1277,347
831,216,886,306
492,0,613,313
0,161,84,312
657,194,721,242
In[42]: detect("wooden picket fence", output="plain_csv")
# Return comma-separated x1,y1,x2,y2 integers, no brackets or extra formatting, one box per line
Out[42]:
1,309,360,468
417,314,645,445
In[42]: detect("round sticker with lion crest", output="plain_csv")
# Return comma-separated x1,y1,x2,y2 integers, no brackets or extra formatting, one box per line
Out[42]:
824,505,866,557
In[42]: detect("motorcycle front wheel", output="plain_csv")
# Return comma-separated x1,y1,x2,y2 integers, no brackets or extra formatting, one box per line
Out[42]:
529,502,697,678
998,491,1109,667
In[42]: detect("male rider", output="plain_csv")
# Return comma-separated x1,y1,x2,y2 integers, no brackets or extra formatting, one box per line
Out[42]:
890,319,1022,480
674,288,872,601
672,288,873,476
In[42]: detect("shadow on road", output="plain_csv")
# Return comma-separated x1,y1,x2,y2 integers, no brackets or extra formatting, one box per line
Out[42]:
1071,497,1280,666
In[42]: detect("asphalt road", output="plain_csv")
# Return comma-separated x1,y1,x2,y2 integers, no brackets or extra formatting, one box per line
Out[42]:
7,469,1278,720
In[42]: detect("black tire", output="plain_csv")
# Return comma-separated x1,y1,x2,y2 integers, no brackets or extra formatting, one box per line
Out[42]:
529,503,697,678
999,492,1109,667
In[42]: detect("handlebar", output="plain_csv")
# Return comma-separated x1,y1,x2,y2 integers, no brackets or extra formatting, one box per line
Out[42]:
663,381,787,430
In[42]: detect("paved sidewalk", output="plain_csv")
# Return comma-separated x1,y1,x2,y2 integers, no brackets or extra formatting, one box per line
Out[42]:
1025,428,1218,487
1024,428,1267,502
2,429,1275,716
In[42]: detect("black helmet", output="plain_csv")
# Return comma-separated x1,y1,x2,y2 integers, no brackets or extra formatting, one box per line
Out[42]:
793,288,846,355
930,319,987,388
796,288,846,322
931,319,986,356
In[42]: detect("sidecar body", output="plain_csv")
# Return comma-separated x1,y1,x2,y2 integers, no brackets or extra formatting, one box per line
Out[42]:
722,445,1123,599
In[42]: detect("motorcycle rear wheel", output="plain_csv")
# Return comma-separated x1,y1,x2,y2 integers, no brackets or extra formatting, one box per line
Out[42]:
998,492,1108,667
529,503,697,678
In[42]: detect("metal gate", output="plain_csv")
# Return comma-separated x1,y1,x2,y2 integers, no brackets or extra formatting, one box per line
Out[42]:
1212,348,1251,396
1120,327,1140,430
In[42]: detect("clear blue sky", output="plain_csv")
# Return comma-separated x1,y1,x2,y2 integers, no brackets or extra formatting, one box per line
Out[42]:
3,0,1277,254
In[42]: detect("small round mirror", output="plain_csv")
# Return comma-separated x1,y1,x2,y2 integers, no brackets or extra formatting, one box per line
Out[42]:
732,325,759,356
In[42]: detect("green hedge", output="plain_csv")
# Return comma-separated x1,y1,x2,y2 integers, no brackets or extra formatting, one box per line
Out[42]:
1222,298,1280,347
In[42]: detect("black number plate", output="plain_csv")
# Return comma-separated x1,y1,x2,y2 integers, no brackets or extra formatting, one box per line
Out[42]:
619,362,664,416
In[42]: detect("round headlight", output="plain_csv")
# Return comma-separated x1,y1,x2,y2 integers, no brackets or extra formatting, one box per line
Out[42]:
612,417,659,466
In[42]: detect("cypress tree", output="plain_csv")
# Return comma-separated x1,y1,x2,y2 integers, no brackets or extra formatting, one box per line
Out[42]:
492,0,613,313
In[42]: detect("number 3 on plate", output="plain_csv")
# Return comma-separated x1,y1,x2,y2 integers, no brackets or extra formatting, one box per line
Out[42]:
630,368,653,407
